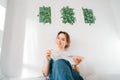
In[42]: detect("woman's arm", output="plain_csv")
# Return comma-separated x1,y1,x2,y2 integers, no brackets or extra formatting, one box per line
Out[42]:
42,59,50,77
72,56,83,73
72,65,79,73
42,50,51,77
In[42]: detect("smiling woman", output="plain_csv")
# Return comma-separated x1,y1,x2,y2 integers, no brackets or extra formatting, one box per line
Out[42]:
42,31,84,80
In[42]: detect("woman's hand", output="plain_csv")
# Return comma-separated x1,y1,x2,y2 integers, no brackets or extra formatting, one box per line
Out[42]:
45,50,51,61
43,50,51,77
73,56,82,65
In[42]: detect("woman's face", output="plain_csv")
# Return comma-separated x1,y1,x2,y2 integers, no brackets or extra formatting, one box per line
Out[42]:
56,33,67,49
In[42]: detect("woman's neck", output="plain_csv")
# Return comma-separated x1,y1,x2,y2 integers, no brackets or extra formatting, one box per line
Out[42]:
56,47,66,52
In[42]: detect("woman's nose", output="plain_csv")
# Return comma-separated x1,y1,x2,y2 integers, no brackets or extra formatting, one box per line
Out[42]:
58,39,61,42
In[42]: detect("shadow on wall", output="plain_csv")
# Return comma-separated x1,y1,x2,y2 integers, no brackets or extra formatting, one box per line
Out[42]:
0,30,4,80
0,30,3,55
0,30,3,46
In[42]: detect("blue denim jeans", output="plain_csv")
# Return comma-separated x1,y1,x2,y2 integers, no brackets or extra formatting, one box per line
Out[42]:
49,59,84,80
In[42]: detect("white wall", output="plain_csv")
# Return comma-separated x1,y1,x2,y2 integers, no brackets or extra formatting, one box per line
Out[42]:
1,0,26,77
0,0,7,8
0,0,6,54
0,5,5,52
110,0,120,38
0,0,7,79
23,0,120,79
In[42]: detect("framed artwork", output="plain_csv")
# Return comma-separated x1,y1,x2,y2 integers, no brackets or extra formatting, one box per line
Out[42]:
39,6,51,24
82,8,96,25
61,6,76,25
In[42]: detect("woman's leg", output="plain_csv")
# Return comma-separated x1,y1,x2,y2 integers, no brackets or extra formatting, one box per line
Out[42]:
50,59,74,80
72,69,84,80
49,59,84,80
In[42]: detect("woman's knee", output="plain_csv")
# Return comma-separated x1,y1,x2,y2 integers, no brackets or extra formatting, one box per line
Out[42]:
54,59,68,65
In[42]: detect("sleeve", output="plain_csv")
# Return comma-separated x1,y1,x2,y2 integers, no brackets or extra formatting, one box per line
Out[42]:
67,56,74,65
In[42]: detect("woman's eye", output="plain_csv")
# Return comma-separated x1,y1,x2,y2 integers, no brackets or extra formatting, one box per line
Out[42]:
57,37,59,39
62,38,65,41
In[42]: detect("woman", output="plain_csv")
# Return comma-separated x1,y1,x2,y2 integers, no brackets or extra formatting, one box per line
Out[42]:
42,31,84,80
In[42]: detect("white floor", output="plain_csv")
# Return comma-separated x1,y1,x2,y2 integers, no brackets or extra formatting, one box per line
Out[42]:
0,65,47,80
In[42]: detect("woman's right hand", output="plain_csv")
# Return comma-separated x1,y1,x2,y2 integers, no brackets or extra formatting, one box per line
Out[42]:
45,50,52,61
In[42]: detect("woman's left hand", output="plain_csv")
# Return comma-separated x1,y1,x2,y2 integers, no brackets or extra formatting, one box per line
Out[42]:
73,56,82,65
